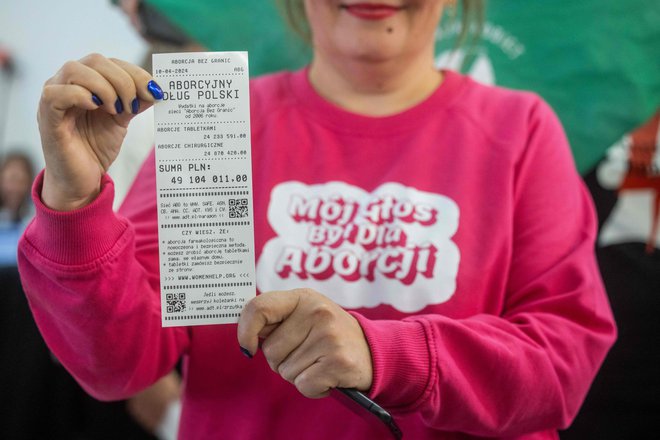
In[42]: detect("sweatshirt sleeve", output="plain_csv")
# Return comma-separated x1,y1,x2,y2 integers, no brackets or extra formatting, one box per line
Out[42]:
352,98,616,436
17,152,189,401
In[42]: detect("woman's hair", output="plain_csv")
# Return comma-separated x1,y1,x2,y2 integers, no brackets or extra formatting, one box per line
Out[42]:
0,152,34,181
277,0,485,47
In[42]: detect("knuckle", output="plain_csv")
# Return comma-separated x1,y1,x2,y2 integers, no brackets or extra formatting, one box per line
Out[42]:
336,354,357,372
40,84,68,110
278,364,294,383
40,85,56,103
319,329,342,349
59,60,79,78
311,303,334,322
295,287,315,299
43,75,57,87
81,52,105,66
294,374,327,399
117,75,136,95
261,341,274,360
242,299,262,319
294,374,314,398
261,340,280,366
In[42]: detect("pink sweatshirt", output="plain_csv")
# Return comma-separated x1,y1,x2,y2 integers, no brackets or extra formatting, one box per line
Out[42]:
18,70,615,439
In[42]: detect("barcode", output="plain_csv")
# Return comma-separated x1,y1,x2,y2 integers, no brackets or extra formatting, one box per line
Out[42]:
229,198,249,218
166,293,186,313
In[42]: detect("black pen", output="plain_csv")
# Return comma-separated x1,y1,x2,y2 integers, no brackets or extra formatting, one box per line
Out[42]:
336,387,403,439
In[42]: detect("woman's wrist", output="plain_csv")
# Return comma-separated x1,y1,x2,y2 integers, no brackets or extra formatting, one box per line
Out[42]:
41,169,101,212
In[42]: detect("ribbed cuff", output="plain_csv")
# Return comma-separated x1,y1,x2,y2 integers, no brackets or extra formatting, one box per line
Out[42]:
25,170,128,265
350,312,432,410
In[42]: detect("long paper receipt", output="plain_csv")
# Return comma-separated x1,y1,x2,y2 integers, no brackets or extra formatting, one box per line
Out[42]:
153,52,255,327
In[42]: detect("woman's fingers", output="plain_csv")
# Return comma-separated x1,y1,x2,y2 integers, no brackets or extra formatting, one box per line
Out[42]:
260,311,313,374
238,288,374,399
110,57,163,110
47,54,162,118
237,290,301,356
40,83,101,116
293,362,336,399
79,53,137,115
275,332,328,385
50,59,119,115
274,316,366,391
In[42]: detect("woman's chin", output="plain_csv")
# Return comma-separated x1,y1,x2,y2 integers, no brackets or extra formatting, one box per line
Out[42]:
331,41,405,64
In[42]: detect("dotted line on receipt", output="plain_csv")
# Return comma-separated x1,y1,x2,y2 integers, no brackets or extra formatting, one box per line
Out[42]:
160,221,251,229
159,187,248,191
157,158,244,162
156,121,245,125
155,73,244,77
163,282,253,290
164,313,240,321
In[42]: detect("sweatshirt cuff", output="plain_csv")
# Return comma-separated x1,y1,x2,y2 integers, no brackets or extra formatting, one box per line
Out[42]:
351,312,432,411
23,170,129,265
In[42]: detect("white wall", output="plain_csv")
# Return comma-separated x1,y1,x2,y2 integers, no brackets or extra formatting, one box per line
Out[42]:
0,0,148,169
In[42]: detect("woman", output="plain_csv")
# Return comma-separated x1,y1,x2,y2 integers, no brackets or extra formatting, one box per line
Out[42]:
0,152,34,225
0,152,34,266
19,1,615,438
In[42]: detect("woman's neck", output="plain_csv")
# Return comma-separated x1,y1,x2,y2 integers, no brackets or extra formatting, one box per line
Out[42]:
308,50,442,117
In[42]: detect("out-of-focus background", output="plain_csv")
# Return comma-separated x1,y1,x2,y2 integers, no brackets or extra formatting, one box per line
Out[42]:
0,1,658,439
0,0,146,168
1,4,150,438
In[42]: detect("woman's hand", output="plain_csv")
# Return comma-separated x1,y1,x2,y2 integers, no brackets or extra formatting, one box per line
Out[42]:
237,288,373,398
38,53,162,211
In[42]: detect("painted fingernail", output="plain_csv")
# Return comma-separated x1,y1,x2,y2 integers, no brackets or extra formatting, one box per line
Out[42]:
131,97,139,114
115,98,124,114
147,80,164,100
240,346,253,359
91,94,103,106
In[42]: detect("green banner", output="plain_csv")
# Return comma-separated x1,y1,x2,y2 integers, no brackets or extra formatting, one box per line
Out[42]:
147,1,660,173
435,1,660,174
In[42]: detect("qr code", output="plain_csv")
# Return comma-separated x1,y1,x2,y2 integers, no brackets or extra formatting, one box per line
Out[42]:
166,293,186,313
229,198,249,218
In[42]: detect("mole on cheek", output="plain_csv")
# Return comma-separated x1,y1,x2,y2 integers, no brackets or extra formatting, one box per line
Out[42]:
387,27,394,33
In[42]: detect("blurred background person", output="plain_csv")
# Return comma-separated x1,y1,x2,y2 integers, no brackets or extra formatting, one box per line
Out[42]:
0,151,34,265
0,152,33,224
1,154,157,440
1,3,157,440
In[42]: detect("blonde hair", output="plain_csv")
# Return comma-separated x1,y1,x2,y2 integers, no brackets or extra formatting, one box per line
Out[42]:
277,0,485,47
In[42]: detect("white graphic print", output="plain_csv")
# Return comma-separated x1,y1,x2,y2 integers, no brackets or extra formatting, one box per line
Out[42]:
256,182,461,313
435,49,496,85
434,20,527,86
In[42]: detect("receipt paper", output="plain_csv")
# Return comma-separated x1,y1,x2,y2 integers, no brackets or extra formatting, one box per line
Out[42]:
153,52,255,327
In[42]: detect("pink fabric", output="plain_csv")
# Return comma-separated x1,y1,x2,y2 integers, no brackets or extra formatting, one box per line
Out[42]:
18,69,615,439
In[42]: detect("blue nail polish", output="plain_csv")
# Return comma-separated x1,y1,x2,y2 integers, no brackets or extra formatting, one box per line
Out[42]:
91,94,103,106
131,97,139,114
147,80,164,100
240,346,253,359
115,98,124,114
